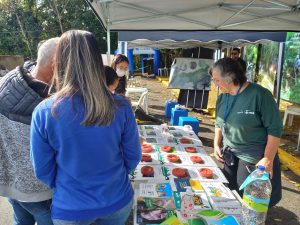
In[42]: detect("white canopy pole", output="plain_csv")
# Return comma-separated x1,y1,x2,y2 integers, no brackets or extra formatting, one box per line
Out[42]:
105,2,111,65
107,23,111,65
276,42,285,107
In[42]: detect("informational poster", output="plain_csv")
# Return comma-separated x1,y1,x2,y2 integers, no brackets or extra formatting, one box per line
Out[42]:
168,58,213,90
281,32,300,104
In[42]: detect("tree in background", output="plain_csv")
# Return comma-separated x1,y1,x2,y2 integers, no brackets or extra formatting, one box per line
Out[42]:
160,49,182,69
0,0,43,58
0,0,117,59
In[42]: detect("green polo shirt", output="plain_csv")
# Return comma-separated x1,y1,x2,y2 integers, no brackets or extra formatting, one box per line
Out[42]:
215,83,283,163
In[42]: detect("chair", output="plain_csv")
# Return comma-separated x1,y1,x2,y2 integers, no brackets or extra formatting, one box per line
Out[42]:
127,78,135,87
158,67,169,77
132,91,149,114
283,105,300,127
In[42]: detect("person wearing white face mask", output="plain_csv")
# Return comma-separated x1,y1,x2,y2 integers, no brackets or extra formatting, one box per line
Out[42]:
116,67,129,78
111,54,129,95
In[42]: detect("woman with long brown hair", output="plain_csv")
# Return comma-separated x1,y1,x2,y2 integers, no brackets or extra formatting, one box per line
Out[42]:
30,30,141,225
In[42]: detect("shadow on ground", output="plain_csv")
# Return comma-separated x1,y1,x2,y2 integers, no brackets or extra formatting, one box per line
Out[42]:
149,105,165,111
267,206,300,225
199,136,214,148
199,127,213,133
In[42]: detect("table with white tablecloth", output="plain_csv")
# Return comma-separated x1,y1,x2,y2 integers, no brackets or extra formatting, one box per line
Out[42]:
131,125,243,225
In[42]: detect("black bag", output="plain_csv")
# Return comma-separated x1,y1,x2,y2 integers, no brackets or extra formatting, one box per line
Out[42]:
222,146,235,166
134,106,164,125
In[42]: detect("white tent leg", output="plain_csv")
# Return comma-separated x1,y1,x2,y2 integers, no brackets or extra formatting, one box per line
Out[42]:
107,24,111,65
276,42,285,107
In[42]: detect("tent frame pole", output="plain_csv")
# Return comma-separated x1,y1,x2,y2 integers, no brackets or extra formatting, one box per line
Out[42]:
276,42,285,107
105,2,111,65
107,24,111,65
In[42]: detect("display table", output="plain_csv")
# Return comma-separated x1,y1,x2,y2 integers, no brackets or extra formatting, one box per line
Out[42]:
283,105,300,127
131,125,242,225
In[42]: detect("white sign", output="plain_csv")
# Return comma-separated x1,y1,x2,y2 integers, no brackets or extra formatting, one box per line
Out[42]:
133,48,155,55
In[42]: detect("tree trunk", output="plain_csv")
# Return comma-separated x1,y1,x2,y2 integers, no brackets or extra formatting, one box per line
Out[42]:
254,44,262,83
15,13,33,58
49,0,64,34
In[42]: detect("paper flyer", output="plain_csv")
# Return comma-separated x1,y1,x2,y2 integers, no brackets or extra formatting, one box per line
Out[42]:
139,183,173,198
135,196,177,225
201,182,239,206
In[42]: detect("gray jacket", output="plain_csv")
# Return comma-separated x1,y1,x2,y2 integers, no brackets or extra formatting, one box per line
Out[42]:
0,67,52,202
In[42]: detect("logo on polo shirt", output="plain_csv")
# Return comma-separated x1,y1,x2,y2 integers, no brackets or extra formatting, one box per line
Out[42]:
237,110,255,115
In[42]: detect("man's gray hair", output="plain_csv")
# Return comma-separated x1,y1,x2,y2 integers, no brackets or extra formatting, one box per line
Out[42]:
37,37,60,67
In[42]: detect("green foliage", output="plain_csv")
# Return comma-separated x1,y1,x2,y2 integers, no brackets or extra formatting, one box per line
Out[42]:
0,0,43,58
160,49,182,68
0,0,117,58
260,42,279,75
281,32,300,104
244,44,257,65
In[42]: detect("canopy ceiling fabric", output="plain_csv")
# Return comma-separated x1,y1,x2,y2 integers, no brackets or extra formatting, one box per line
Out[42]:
87,0,300,31
119,31,287,49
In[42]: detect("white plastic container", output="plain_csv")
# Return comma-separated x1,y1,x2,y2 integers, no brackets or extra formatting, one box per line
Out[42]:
240,165,272,225
180,187,194,219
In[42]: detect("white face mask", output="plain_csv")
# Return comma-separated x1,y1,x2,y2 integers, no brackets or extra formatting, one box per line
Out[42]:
116,69,126,77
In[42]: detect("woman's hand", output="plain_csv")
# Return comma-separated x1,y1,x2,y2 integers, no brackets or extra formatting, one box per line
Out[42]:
214,128,224,162
258,135,280,179
214,146,224,162
256,157,274,179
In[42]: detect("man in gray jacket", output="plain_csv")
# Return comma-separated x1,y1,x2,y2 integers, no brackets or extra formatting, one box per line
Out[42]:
0,37,59,225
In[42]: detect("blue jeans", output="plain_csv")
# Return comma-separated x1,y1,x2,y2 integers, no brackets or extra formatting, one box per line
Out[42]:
8,198,53,225
53,199,133,225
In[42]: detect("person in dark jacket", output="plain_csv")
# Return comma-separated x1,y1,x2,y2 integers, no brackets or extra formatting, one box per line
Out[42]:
0,37,59,225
